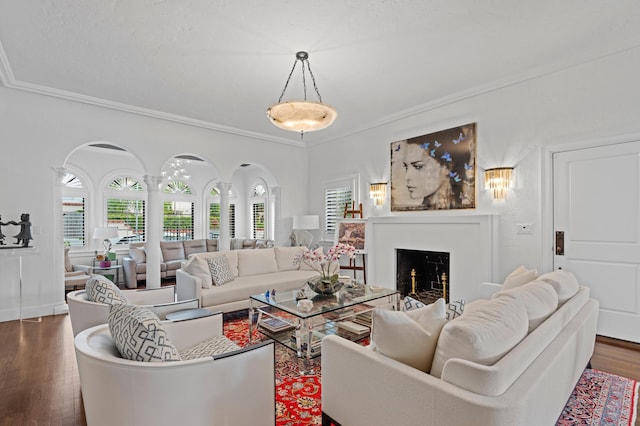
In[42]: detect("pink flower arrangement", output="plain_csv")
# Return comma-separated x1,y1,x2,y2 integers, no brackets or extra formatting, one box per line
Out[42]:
294,243,356,282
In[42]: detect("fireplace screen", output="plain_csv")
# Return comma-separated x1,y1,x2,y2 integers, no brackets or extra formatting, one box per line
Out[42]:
396,249,450,304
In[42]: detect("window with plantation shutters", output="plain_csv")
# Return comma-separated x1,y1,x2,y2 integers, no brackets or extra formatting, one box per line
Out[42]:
325,186,352,234
105,176,146,244
251,183,267,239
62,172,87,248
207,186,236,239
163,180,194,241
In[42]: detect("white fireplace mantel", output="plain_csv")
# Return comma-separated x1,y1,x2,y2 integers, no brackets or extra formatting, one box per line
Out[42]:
367,214,499,302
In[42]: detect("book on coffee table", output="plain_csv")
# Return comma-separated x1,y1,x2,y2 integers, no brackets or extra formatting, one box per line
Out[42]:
259,317,294,332
336,320,370,336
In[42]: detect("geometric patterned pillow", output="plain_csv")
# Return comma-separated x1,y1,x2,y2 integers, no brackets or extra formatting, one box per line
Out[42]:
402,295,426,311
107,304,181,362
446,299,466,320
85,275,127,305
206,256,235,286
179,335,240,360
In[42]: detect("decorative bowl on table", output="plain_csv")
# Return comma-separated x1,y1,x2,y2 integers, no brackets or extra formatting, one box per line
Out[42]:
306,276,345,297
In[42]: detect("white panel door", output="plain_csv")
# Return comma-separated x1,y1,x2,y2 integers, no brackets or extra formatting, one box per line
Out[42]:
553,141,640,343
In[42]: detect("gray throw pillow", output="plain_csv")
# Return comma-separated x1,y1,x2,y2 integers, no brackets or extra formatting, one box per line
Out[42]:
206,256,235,286
85,275,127,305
108,303,181,362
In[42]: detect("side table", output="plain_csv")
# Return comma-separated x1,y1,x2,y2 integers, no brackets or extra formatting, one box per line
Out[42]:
166,308,213,322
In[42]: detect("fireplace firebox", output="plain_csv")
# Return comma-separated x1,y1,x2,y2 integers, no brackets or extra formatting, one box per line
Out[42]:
396,249,450,304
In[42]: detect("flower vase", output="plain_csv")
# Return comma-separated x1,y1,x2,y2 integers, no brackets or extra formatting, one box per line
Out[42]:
307,276,344,297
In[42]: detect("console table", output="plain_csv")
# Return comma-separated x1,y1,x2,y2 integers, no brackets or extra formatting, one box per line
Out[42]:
0,246,40,322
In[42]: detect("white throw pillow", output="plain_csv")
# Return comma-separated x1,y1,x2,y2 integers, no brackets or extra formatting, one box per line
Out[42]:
503,265,538,290
86,275,127,305
128,247,146,264
430,296,528,378
183,251,239,288
108,304,181,362
206,256,235,286
494,281,558,332
536,270,579,305
371,298,447,373
237,248,278,276
274,246,304,272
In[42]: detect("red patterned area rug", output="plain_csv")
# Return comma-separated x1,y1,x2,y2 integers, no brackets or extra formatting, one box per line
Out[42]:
557,369,639,426
224,317,639,426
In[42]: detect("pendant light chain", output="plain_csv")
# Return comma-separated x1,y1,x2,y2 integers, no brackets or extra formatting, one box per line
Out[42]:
305,59,323,104
267,51,337,135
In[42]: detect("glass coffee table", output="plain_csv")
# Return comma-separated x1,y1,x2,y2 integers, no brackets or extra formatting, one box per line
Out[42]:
249,285,399,374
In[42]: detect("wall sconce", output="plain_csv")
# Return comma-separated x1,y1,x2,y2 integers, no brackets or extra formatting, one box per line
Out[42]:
370,182,388,206
484,168,514,200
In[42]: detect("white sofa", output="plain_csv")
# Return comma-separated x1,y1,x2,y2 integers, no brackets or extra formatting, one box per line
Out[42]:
176,246,319,313
67,285,199,336
321,271,599,426
75,312,275,426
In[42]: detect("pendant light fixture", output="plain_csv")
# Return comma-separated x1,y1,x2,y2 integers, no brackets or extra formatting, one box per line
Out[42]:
267,51,337,137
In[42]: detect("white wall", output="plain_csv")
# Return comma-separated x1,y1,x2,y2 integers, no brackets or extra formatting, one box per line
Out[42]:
307,46,640,286
0,87,309,321
2,45,639,321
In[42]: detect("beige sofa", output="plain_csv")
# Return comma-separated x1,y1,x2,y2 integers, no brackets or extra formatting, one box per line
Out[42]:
123,238,272,289
176,246,319,313
321,271,599,426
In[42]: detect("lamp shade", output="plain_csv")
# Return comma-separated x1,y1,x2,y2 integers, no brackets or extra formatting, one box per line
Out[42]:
292,215,320,230
93,227,119,240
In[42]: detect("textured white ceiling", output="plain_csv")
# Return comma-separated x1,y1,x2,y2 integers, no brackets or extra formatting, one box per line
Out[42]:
1,0,639,146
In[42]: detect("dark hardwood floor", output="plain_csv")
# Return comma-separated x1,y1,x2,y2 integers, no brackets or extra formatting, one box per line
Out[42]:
1,313,638,426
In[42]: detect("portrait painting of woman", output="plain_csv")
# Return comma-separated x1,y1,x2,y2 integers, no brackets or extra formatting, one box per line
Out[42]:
390,123,476,211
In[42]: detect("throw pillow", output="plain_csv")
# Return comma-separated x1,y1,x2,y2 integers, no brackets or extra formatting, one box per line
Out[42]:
371,298,447,373
274,246,304,271
85,275,127,305
430,296,528,379
128,247,146,264
446,299,466,320
503,265,538,290
179,335,241,360
206,256,235,286
402,296,425,311
108,303,181,362
536,270,579,305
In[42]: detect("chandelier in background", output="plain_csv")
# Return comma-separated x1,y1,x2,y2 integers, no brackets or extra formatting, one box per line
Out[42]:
267,51,337,137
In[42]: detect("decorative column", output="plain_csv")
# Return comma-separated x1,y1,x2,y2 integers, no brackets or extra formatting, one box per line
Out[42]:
217,182,232,251
269,186,281,242
53,167,69,313
144,175,164,289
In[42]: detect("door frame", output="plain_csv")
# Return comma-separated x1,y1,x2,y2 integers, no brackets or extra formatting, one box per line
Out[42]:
542,130,640,273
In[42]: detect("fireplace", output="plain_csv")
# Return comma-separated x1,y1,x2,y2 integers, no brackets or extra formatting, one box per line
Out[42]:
367,215,498,302
397,249,450,304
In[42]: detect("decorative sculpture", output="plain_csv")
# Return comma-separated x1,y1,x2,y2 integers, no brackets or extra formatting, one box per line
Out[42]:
1,213,34,247
0,215,6,245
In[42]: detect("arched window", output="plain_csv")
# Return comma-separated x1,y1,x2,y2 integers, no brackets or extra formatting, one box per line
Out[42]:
250,182,268,239
104,176,146,244
206,186,236,238
163,180,194,241
62,172,87,248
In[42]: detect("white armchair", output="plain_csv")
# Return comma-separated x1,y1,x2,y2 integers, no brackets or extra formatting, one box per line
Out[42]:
74,313,275,426
67,285,198,336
